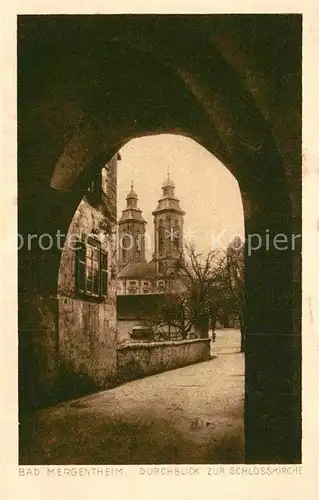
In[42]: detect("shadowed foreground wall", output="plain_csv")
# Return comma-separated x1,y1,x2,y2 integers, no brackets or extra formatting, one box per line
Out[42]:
117,339,211,382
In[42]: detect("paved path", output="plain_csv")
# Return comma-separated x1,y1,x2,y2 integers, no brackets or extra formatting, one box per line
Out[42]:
20,329,244,464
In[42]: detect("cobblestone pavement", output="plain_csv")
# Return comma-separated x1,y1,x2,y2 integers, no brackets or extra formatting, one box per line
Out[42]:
20,329,244,464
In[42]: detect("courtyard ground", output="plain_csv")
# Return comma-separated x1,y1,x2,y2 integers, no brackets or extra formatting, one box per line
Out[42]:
19,329,244,464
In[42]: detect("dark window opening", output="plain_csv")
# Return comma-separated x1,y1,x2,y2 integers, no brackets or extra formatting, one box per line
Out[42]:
136,232,141,258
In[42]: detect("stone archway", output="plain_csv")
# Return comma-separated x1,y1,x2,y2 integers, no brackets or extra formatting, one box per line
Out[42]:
18,15,301,463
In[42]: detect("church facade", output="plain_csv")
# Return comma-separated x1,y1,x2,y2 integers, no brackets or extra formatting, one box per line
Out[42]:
117,174,185,296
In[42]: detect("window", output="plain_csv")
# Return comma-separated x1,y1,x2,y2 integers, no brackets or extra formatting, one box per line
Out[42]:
173,229,180,251
76,237,108,298
158,221,165,255
101,165,108,194
157,280,166,293
87,165,108,197
87,179,96,195
173,220,180,252
127,280,138,294
135,231,141,258
121,234,131,260
142,280,151,294
87,175,101,196
122,246,127,260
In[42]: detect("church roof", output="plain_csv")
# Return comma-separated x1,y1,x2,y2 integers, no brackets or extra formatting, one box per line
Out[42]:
118,261,157,279
152,197,185,215
118,209,146,224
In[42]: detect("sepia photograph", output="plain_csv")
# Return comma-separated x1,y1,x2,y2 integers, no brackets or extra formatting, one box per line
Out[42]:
16,14,302,467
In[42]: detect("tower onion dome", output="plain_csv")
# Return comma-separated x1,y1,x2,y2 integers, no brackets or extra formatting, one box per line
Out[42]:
126,181,138,200
152,171,185,216
160,170,177,199
118,181,146,224
162,174,175,189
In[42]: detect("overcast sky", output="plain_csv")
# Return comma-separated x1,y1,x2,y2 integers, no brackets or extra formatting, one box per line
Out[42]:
118,134,244,260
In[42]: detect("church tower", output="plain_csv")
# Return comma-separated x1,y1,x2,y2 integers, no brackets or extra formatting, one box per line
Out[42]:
152,171,185,273
118,182,147,270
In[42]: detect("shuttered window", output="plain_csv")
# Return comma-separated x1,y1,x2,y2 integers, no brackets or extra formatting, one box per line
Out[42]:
101,250,108,297
76,240,86,294
76,237,108,299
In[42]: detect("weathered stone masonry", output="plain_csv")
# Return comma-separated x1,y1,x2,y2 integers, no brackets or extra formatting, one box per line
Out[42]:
57,155,118,398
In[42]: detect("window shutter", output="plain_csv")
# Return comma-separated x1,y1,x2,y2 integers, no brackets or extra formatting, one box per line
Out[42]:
76,240,86,293
101,250,108,297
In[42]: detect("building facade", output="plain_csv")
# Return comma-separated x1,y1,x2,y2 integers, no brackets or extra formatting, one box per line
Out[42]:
57,154,119,396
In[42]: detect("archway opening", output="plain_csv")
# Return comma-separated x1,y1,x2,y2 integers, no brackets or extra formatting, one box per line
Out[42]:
18,15,301,465
117,133,244,335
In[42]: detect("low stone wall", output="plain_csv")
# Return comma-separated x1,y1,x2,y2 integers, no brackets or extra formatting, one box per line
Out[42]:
117,338,211,382
117,319,187,344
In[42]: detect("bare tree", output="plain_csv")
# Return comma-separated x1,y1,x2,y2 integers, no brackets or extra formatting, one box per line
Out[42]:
164,244,226,338
219,236,245,351
137,241,244,345
135,293,184,340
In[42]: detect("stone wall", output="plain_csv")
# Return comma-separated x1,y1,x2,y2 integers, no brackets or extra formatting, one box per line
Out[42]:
58,296,117,396
117,339,211,382
18,294,60,408
117,318,197,344
57,156,118,399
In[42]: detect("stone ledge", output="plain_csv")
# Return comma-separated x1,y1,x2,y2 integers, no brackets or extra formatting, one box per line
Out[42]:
117,338,210,350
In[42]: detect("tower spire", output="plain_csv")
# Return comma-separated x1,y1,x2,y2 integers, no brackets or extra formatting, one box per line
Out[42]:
118,181,147,267
152,172,185,268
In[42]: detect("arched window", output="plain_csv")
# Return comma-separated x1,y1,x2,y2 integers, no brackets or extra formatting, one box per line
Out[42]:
173,220,180,252
135,231,141,258
158,220,165,255
157,280,166,293
101,166,108,194
121,234,131,260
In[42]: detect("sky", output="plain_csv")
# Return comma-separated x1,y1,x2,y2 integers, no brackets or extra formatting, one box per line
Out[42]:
117,134,244,260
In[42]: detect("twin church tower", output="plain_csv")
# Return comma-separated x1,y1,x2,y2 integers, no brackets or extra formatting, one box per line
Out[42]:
117,173,185,294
